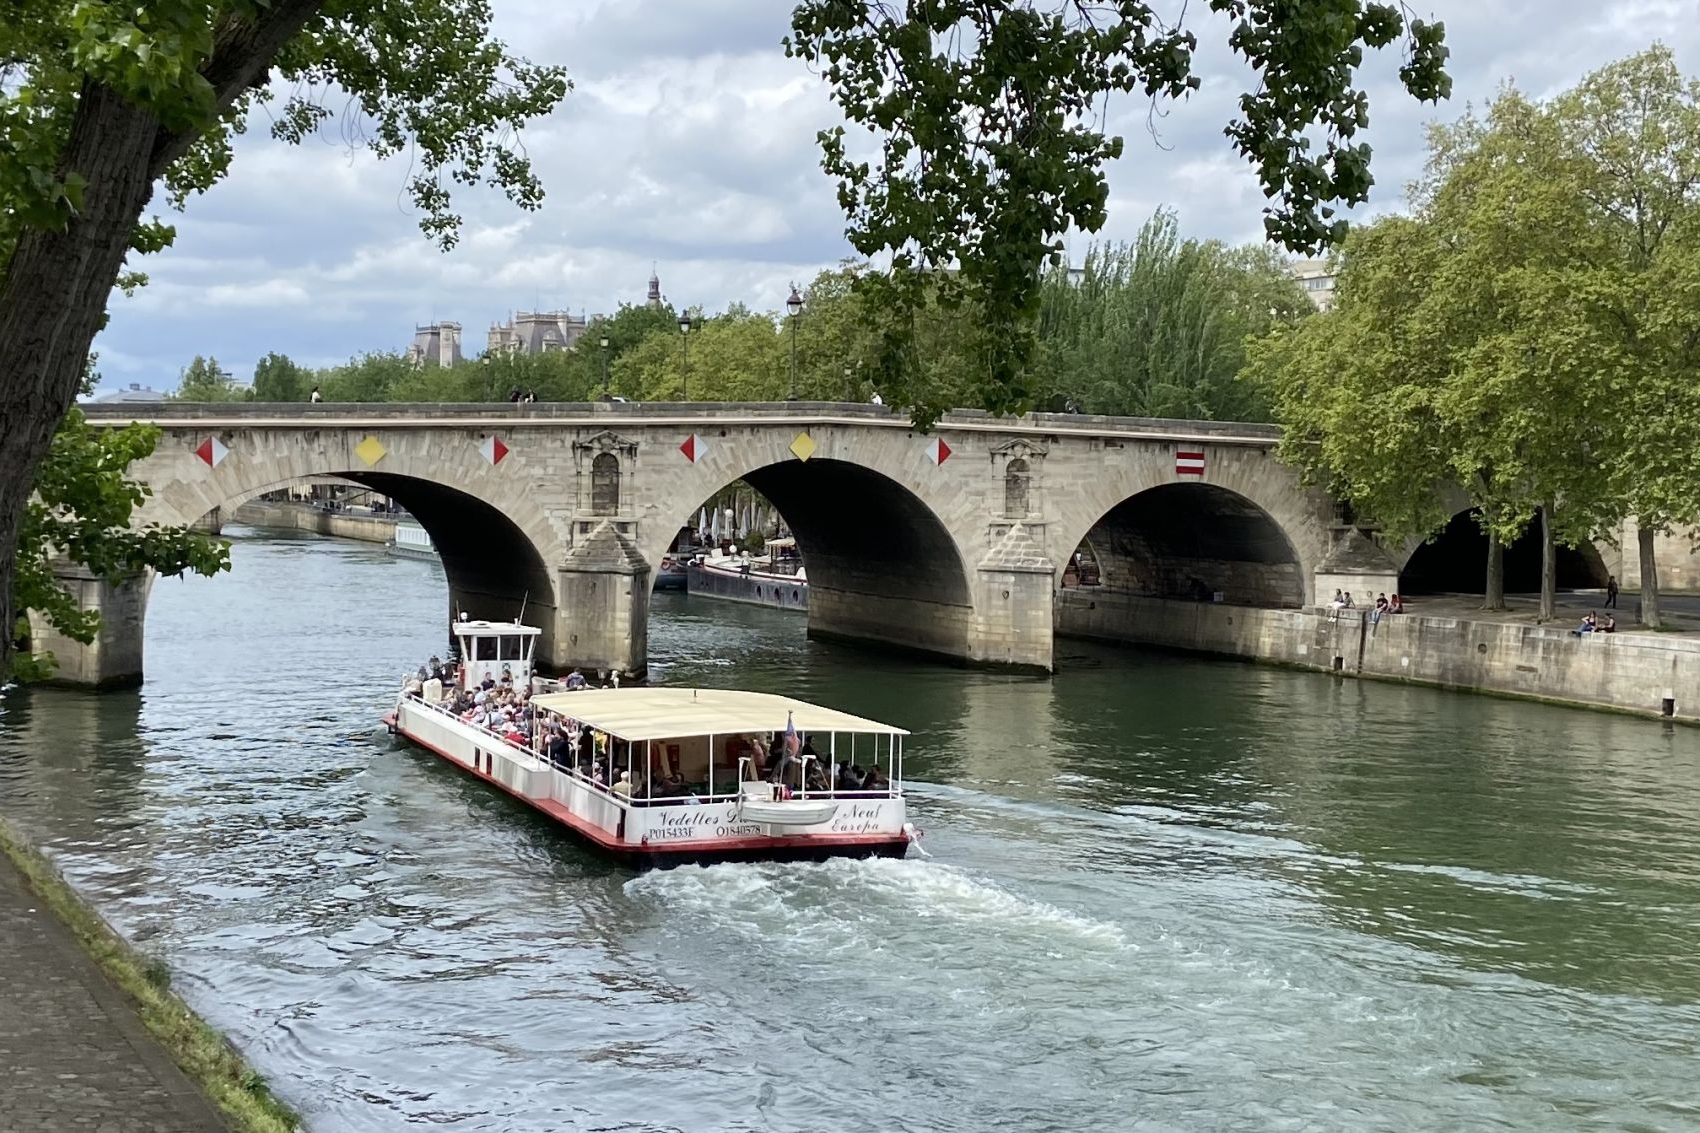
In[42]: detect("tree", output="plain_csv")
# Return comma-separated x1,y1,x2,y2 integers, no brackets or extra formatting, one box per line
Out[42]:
1245,82,1631,619
0,2,569,683
1034,210,1311,420
252,351,308,401
172,354,240,401
13,398,229,681
1546,47,1700,628
787,2,1451,423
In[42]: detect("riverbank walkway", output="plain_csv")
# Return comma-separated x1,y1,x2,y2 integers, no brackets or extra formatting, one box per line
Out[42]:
0,849,229,1132
1397,590,1700,635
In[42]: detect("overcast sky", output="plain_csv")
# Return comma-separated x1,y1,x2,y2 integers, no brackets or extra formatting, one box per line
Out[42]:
91,0,1700,394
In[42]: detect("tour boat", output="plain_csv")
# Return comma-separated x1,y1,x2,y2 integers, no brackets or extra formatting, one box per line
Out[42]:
686,537,809,611
385,617,912,867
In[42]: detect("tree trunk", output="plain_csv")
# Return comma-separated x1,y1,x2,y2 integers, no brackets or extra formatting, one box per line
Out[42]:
0,2,326,682
0,86,165,682
1483,529,1506,610
1638,524,1662,629
1538,506,1557,623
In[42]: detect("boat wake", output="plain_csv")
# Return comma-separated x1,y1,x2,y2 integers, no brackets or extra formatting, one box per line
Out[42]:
625,857,1127,959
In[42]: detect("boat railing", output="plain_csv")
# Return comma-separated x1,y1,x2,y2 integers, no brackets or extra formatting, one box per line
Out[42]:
405,692,901,806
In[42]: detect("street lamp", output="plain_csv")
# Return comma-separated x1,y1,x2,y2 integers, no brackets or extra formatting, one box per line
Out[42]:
599,334,610,395
843,364,853,402
786,285,803,401
678,312,692,400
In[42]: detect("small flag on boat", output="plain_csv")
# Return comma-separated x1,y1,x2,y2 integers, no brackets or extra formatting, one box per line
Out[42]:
783,711,800,758
1175,449,1205,476
924,437,951,465
194,436,228,468
479,435,509,466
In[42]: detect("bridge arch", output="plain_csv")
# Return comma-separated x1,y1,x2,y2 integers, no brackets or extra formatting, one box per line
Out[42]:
1047,443,1330,607
641,457,975,659
126,429,562,665
1397,508,1611,595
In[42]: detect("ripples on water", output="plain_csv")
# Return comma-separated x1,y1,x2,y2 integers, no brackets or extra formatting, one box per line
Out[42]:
3,528,1700,1131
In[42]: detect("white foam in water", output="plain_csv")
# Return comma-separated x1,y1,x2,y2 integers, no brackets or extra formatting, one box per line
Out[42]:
625,857,1128,956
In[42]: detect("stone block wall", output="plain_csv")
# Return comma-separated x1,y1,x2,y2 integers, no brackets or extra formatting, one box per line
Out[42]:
25,566,149,690
1056,590,1700,722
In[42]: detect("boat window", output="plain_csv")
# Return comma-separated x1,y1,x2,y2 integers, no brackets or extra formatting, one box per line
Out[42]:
499,635,524,661
521,637,535,662
476,636,499,660
1004,458,1030,518
591,452,620,515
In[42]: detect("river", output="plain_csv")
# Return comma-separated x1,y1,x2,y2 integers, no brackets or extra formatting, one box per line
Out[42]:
3,528,1699,1132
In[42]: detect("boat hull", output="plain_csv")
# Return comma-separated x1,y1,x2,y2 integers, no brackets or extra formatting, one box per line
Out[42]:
387,698,907,868
686,562,808,611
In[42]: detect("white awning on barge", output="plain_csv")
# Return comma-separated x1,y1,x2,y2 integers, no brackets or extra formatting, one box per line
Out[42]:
530,687,909,741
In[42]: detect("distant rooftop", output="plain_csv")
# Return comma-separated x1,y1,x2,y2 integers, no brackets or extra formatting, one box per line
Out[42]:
92,382,167,403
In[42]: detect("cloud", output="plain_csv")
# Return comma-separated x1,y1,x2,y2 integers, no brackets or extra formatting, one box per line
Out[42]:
92,0,1700,391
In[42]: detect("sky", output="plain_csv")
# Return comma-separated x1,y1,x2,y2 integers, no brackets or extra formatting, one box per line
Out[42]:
90,0,1700,395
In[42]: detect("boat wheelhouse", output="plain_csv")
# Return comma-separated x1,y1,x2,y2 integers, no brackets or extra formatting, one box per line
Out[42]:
387,621,911,867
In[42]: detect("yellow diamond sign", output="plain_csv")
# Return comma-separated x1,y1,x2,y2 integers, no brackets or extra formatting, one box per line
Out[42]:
354,435,387,467
789,431,816,462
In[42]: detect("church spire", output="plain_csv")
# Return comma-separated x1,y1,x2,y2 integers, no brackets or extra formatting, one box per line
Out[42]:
646,263,661,309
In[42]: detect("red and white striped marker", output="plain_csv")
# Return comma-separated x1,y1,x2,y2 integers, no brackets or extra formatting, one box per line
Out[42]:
924,437,952,465
194,437,228,468
480,435,509,465
679,433,708,463
1175,449,1205,476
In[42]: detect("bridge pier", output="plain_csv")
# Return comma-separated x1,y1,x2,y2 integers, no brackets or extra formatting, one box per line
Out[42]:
24,563,149,690
554,521,651,678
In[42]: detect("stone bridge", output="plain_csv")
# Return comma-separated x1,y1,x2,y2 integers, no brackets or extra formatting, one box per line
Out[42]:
57,401,1370,687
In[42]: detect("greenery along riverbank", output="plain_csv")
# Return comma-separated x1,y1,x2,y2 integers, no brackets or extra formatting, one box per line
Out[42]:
0,817,301,1133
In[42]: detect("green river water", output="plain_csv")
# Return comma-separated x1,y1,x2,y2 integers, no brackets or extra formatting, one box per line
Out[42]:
2,526,1698,1132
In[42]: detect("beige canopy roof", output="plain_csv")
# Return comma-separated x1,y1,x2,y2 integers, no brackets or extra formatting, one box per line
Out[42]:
530,687,909,740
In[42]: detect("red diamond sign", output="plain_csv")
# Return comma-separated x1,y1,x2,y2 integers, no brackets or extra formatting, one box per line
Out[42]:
194,437,228,468
680,433,708,463
924,437,951,465
479,435,509,466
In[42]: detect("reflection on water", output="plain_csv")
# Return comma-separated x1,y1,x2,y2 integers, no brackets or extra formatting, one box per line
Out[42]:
3,528,1700,1131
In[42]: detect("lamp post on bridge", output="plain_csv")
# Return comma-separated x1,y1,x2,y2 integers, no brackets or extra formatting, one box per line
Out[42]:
843,364,853,402
599,334,610,396
678,312,693,400
785,285,803,401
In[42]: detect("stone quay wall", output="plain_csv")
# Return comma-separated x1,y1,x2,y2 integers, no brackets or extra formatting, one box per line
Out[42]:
1057,590,1700,723
233,499,399,545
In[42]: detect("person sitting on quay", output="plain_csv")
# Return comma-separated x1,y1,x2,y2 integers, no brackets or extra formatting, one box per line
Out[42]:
1601,613,1617,634
1389,593,1405,615
1372,594,1389,625
1572,612,1599,636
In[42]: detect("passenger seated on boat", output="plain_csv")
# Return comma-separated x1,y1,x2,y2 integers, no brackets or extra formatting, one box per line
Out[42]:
805,763,829,791
836,764,864,790
862,766,888,790
611,771,633,797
